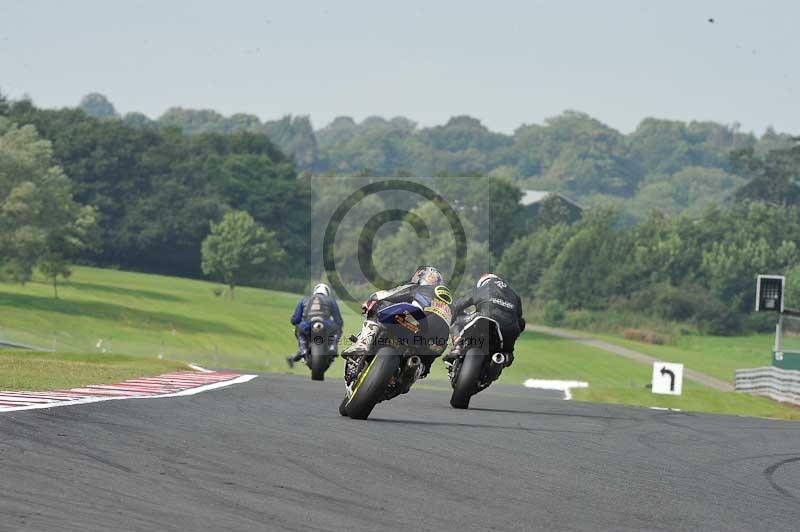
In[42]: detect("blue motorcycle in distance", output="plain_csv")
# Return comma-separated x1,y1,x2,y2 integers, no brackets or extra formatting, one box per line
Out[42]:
305,318,337,381
339,301,450,420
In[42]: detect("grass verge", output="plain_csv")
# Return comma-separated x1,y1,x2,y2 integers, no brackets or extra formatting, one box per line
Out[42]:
1,267,797,419
495,332,800,421
0,351,187,391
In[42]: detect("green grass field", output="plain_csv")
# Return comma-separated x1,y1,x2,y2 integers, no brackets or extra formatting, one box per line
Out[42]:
1,266,798,419
588,332,774,384
0,351,186,391
0,266,363,371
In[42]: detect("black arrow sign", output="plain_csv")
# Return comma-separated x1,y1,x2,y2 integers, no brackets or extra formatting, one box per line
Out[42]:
660,367,676,391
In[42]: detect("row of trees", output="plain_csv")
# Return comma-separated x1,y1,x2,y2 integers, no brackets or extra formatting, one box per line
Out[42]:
498,140,800,334
78,93,795,223
2,94,308,288
5,90,799,337
5,92,536,297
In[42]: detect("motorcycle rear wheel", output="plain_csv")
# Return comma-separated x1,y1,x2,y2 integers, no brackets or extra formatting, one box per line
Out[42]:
450,347,485,409
310,341,327,381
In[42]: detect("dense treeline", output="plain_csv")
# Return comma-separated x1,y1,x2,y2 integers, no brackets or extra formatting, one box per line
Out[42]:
3,91,800,336
79,92,795,222
3,96,309,284
499,139,800,334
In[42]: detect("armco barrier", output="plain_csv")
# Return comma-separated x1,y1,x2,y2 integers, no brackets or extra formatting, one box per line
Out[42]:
735,366,800,405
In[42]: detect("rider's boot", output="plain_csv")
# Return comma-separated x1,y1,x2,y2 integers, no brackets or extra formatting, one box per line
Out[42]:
342,320,379,358
442,344,462,367
286,335,308,368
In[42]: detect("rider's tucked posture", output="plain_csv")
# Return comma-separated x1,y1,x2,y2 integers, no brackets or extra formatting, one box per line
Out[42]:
287,283,343,368
342,266,451,378
445,273,525,367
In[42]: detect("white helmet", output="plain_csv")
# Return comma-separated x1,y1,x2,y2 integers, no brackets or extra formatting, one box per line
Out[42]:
477,273,500,288
410,266,444,287
313,283,331,296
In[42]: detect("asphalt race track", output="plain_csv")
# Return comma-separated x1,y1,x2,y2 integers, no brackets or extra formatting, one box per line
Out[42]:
1,373,799,532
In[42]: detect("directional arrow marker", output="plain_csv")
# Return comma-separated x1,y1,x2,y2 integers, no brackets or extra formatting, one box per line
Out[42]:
652,362,683,395
660,367,676,392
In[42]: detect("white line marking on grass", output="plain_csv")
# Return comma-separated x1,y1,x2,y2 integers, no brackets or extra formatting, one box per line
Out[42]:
188,363,214,373
524,379,589,400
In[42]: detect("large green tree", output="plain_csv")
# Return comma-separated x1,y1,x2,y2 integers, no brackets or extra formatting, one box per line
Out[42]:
201,210,286,298
0,121,96,291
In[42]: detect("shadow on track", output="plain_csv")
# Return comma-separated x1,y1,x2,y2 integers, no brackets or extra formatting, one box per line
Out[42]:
468,406,633,421
366,417,604,435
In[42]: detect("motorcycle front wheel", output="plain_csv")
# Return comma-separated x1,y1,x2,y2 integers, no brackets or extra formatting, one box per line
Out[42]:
343,347,399,420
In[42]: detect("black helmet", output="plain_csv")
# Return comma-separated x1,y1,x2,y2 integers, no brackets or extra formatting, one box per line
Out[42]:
410,266,444,286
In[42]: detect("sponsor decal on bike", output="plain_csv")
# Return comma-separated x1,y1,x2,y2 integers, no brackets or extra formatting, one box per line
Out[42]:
395,312,420,334
425,298,452,324
434,285,452,304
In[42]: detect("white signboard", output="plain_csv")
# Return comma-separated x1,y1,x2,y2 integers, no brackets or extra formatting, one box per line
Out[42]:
652,362,683,395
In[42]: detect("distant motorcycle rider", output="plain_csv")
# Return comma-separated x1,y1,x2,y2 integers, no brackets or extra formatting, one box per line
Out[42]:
287,283,344,368
342,266,451,378
445,273,525,367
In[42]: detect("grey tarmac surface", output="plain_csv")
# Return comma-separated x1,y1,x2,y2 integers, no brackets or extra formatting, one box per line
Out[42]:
0,373,799,532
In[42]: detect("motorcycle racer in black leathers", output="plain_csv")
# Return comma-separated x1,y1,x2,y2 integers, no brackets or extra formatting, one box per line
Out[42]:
342,266,452,378
444,273,525,367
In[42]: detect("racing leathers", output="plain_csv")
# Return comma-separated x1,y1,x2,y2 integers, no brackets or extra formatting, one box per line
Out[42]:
288,293,344,364
342,282,452,378
448,279,525,366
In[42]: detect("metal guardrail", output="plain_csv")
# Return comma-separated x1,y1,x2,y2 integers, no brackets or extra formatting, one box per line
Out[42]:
735,366,800,405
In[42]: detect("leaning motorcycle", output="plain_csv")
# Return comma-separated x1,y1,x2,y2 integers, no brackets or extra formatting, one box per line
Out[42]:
448,313,507,409
305,318,338,381
339,299,450,420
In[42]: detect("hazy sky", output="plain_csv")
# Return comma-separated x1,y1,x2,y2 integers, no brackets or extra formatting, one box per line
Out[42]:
1,1,797,134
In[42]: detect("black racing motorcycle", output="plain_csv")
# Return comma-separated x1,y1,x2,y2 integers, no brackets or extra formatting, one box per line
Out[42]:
339,300,450,420
305,318,338,381
448,314,507,409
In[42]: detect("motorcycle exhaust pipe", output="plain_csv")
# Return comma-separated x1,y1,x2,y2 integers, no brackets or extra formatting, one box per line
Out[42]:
407,355,422,367
491,352,506,366
311,321,324,333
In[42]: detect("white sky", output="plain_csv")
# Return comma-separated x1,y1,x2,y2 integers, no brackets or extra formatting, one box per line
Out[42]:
1,0,797,134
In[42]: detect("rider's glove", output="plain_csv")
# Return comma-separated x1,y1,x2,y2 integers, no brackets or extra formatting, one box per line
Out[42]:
362,299,377,315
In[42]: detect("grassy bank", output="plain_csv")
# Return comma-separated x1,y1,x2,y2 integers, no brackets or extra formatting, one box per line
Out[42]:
1,267,797,419
0,351,186,391
501,332,800,420
588,332,774,384
0,266,362,371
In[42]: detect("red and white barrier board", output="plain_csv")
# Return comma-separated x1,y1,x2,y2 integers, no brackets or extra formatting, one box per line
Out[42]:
0,370,257,413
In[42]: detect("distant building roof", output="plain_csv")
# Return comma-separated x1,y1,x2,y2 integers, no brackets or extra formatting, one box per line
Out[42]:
521,190,582,210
